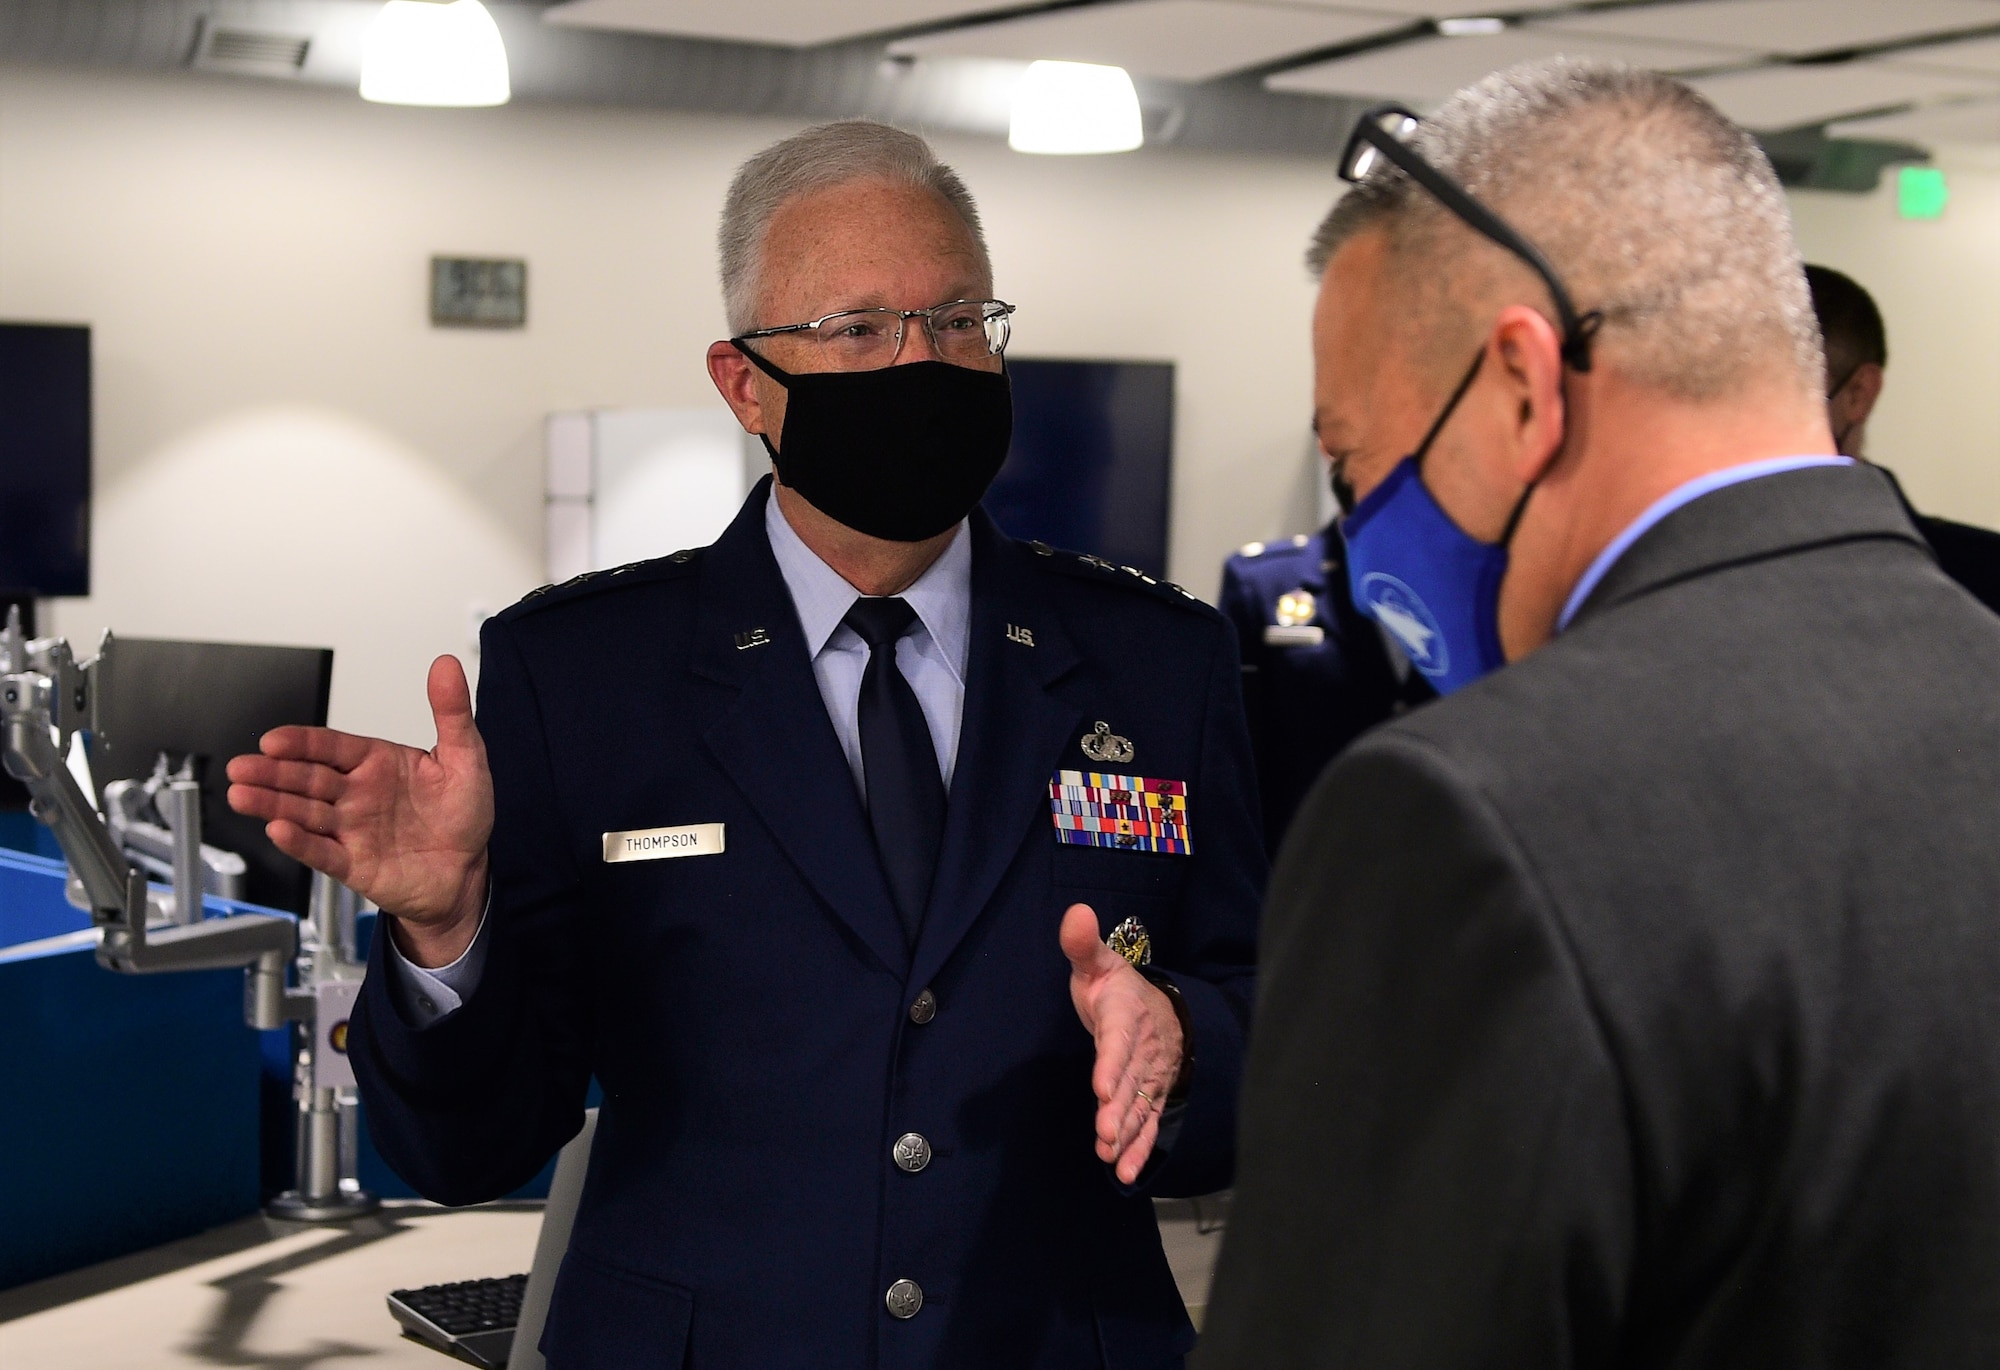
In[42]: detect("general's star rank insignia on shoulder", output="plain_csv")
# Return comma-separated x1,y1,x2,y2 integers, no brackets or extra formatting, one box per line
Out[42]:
1049,770,1191,855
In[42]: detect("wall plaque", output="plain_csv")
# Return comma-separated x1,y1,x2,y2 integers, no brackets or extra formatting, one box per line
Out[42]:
431,256,526,328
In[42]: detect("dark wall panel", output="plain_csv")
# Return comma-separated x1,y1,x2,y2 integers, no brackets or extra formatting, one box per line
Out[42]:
986,358,1174,579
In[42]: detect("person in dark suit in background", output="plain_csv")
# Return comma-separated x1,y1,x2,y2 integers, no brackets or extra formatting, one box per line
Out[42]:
1218,502,1430,855
1199,61,2000,1368
1808,262,2000,614
228,121,1263,1369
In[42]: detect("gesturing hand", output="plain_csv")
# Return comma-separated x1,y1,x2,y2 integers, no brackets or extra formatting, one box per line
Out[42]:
1060,902,1187,1185
226,655,494,967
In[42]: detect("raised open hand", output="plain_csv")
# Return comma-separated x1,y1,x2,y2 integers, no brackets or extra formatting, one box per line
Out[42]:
1060,902,1187,1185
226,655,492,966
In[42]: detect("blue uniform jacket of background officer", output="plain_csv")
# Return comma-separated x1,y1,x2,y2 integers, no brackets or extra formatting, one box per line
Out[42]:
1220,520,1429,854
350,479,1265,1370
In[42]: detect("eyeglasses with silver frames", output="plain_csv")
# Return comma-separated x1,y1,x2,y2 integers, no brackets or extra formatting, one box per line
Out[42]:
732,299,1016,372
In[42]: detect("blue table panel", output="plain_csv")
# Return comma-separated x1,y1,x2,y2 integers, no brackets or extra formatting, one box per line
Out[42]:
0,848,265,1291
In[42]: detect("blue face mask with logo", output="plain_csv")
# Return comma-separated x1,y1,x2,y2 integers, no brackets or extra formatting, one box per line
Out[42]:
1342,351,1532,696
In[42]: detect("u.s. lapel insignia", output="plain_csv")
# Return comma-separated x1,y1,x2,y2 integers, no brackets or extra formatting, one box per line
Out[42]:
1006,623,1036,647
1108,916,1152,968
734,627,772,651
1080,721,1134,764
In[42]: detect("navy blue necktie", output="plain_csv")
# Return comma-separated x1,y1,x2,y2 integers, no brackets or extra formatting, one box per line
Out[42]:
844,597,946,943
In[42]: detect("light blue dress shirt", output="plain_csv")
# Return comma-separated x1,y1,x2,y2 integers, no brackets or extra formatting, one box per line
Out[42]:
1556,455,1853,632
762,486,973,793
390,486,974,1025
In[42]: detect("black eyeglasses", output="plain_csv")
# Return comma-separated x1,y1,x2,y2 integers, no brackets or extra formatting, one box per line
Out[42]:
1340,103,1602,372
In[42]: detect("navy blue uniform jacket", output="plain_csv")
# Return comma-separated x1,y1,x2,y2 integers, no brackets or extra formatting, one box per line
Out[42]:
352,484,1264,1369
1219,522,1429,853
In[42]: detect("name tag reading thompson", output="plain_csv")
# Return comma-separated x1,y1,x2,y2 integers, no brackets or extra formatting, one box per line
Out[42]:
603,823,726,864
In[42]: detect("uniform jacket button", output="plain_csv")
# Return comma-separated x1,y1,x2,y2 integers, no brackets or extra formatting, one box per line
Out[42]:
892,1132,932,1173
909,989,937,1024
885,1278,924,1319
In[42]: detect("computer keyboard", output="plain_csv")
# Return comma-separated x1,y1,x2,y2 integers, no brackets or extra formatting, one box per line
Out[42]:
387,1273,527,1368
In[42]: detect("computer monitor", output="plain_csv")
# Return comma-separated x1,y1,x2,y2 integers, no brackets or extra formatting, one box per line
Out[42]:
0,322,91,598
88,637,334,915
985,358,1175,579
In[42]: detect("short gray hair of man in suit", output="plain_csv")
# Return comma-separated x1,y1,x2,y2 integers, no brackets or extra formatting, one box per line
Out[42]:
1310,61,1825,402
1303,58,1839,663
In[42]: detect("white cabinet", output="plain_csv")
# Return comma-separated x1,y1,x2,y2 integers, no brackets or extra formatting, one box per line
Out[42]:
544,408,764,582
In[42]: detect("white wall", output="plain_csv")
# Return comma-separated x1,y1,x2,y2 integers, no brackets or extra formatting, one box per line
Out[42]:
16,62,1983,751
0,64,1331,745
1790,152,2000,531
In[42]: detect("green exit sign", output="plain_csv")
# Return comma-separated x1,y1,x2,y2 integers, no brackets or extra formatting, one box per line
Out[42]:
1899,166,1949,220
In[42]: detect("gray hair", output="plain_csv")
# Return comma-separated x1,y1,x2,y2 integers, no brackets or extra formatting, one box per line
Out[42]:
718,120,992,334
1308,59,1824,401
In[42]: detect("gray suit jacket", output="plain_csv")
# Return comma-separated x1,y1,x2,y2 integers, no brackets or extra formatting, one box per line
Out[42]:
1198,465,2000,1368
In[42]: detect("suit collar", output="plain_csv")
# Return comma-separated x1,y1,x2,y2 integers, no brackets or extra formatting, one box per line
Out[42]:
691,479,796,685
761,488,973,686
693,482,910,975
1567,462,1927,632
1305,519,1350,592
911,508,1084,989
691,490,1087,985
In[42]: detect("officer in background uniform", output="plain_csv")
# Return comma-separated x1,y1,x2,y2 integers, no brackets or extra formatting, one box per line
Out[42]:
1220,503,1431,854
228,120,1261,1370
1808,263,2000,615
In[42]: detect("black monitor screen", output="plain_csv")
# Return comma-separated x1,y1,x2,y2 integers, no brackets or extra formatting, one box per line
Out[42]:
0,322,90,597
89,637,334,915
985,358,1174,579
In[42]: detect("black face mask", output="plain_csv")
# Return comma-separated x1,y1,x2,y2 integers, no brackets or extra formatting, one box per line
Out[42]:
1330,467,1358,517
736,346,1013,543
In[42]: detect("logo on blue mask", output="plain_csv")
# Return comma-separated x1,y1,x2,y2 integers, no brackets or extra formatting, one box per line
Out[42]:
1356,571,1449,678
1340,352,1526,696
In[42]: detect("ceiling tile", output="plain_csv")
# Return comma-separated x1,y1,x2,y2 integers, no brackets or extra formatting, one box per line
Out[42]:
1532,0,2000,60
1689,62,1997,130
1264,28,1741,102
541,0,1027,48
1829,97,2000,141
1269,0,1534,16
1886,34,2000,75
890,1,1412,82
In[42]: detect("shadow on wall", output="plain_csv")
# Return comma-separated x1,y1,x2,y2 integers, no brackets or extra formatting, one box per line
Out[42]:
50,406,542,748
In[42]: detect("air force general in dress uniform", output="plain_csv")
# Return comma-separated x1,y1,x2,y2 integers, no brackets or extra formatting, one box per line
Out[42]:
331,122,1263,1370
354,483,1262,1368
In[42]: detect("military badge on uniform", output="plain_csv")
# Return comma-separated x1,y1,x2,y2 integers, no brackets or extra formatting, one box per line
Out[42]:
1080,721,1134,764
1107,916,1153,967
1049,770,1191,855
1264,625,1325,647
1265,588,1327,647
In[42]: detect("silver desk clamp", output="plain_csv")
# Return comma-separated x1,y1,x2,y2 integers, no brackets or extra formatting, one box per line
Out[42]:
1,606,377,1222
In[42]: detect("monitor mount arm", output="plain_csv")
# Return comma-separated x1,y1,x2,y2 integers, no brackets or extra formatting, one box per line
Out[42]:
0,607,295,1029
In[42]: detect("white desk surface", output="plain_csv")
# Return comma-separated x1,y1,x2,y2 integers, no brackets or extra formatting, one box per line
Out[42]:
0,1198,1223,1366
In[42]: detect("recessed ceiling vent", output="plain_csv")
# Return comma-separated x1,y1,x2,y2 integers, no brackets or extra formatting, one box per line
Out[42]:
190,20,312,77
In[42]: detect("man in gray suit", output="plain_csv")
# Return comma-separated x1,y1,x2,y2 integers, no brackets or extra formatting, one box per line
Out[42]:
1198,59,2000,1367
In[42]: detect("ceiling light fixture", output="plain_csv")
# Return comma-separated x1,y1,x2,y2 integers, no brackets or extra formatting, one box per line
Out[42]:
1009,60,1144,155
1437,17,1506,37
360,0,511,107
